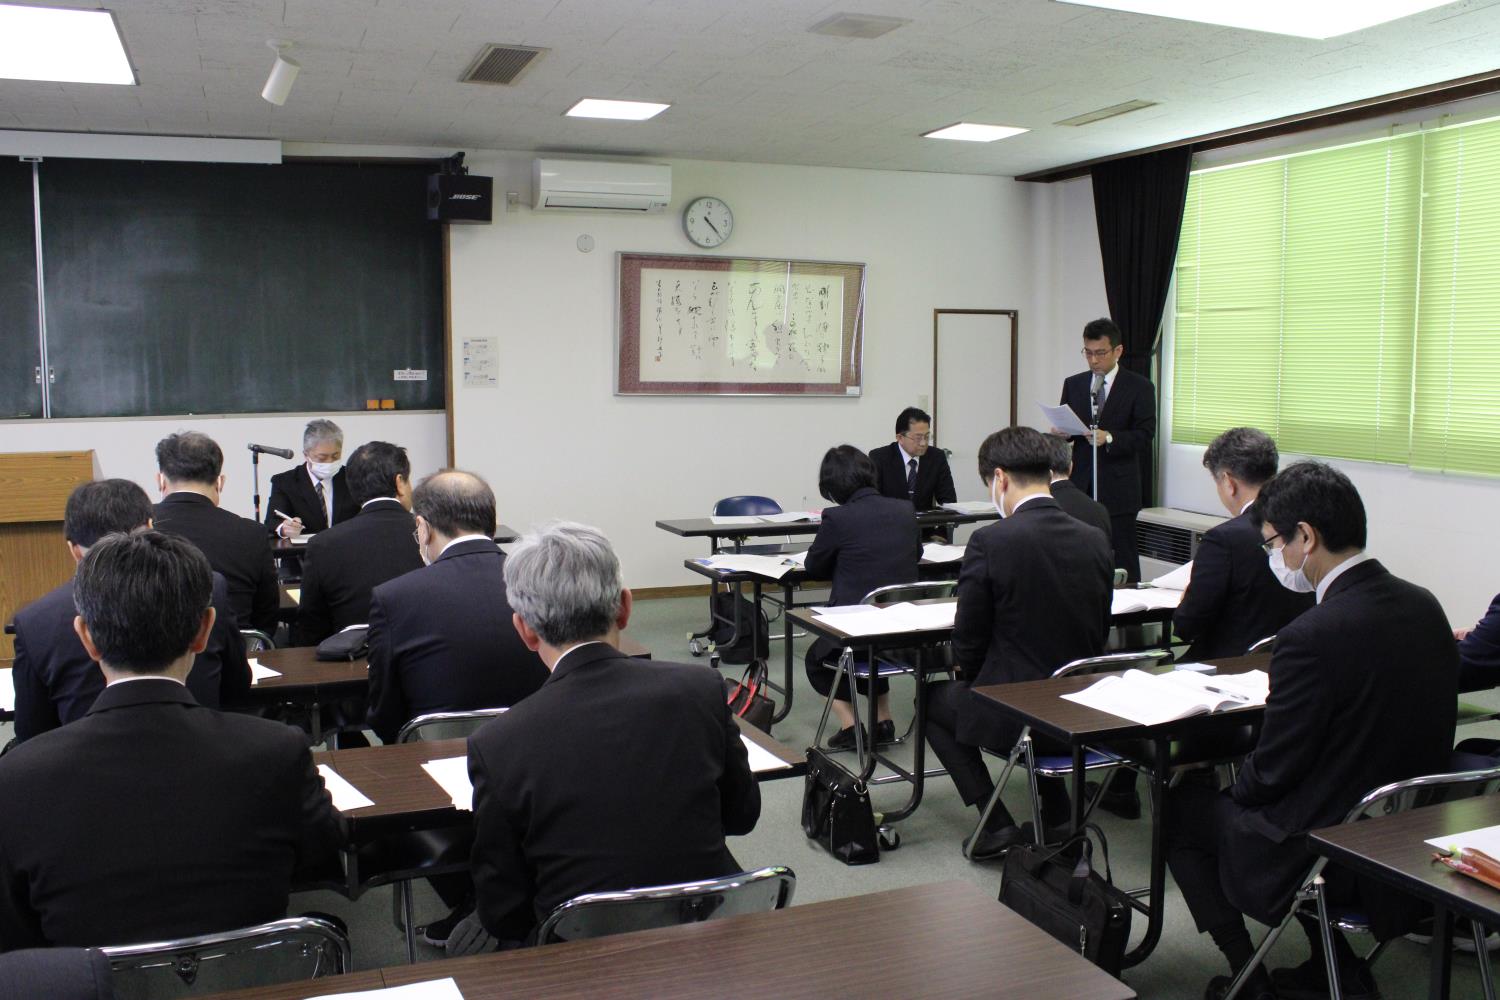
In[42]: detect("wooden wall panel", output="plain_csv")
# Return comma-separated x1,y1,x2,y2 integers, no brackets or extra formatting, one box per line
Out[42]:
0,451,95,523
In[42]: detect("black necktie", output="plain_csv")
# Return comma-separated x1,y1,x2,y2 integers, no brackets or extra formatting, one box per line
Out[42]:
906,458,918,496
1095,375,1109,413
316,480,326,522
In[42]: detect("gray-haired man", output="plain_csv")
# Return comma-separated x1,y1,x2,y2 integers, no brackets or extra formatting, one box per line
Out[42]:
451,522,761,952
265,418,359,537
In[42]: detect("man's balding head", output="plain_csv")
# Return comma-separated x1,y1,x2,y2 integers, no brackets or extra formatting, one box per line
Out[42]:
412,470,497,544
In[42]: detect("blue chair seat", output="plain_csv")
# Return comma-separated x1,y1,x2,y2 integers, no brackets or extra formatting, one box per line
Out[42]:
1033,749,1124,773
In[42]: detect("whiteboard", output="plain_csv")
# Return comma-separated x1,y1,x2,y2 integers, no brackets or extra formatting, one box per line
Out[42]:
617,253,864,396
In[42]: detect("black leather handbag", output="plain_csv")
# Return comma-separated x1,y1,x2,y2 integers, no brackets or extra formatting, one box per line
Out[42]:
998,823,1132,974
315,624,369,661
800,747,879,866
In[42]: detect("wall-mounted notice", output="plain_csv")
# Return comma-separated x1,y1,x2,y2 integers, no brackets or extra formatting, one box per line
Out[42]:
463,337,498,388
617,253,864,396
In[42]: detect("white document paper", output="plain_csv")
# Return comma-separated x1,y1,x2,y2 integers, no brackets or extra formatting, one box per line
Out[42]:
289,535,311,545
285,586,302,604
1112,588,1184,615
811,601,956,636
810,607,895,636
1062,668,1268,726
785,549,809,567
1426,823,1500,856
308,978,465,1000
697,554,797,579
922,542,967,563
758,511,820,524
1150,561,1194,591
940,500,994,515
421,756,473,811
0,667,13,713
248,659,282,684
741,734,791,773
316,764,375,812
883,601,958,630
1039,402,1091,437
708,515,765,526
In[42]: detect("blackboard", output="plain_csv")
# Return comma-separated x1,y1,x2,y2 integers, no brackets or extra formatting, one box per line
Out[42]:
36,160,444,418
0,160,41,419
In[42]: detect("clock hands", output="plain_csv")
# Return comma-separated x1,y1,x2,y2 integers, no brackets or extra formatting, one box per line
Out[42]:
703,216,722,238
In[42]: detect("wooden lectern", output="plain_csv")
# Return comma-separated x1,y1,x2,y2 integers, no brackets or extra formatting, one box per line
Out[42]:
0,451,95,660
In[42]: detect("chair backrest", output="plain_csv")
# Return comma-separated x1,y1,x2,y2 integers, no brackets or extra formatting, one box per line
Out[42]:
1346,764,1500,824
239,629,275,653
102,917,348,1000
534,866,796,946
861,581,957,607
396,707,510,744
1112,568,1128,588
712,495,782,517
1053,649,1171,679
1246,634,1277,655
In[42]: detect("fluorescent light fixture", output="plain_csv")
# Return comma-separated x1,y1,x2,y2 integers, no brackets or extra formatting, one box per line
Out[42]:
1054,0,1456,40
922,122,1029,143
565,98,670,121
0,3,134,84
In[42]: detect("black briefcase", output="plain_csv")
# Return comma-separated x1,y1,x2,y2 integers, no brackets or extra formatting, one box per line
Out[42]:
315,625,369,661
800,747,879,866
998,824,1132,974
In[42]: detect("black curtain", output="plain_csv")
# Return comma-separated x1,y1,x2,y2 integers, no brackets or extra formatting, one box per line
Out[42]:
1090,145,1192,507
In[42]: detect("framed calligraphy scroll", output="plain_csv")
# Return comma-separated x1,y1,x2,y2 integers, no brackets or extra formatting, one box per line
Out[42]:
616,252,865,396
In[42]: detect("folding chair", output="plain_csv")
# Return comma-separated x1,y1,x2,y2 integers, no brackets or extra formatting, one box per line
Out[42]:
103,916,348,998
535,866,796,946
1222,764,1500,1000
238,629,274,653
964,649,1172,859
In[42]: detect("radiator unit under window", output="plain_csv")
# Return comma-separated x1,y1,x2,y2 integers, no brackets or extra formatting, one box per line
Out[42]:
1135,506,1227,580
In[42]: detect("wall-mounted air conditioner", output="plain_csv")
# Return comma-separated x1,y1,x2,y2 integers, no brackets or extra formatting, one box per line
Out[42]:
532,158,671,212
1136,506,1227,580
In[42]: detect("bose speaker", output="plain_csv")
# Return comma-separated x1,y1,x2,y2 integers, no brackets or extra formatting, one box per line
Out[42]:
427,173,493,223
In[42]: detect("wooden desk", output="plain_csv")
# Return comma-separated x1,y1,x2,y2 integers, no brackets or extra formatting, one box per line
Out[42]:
202,881,1135,1000
0,450,93,659
972,652,1270,968
656,507,997,543
1310,795,1500,1000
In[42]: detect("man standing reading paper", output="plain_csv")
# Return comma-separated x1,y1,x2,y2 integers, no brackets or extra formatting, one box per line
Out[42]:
1052,318,1156,582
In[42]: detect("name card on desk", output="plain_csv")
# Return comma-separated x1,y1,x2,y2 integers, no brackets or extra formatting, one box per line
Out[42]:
316,764,375,812
309,977,464,1000
422,756,473,811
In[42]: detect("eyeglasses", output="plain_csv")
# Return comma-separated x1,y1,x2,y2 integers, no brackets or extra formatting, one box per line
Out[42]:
1260,531,1289,555
1081,347,1116,359
901,432,931,443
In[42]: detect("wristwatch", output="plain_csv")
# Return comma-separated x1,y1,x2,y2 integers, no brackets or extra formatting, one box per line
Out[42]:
1104,432,1114,445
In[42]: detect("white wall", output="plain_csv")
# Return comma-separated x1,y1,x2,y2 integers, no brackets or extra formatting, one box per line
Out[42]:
449,154,1033,588
0,411,447,522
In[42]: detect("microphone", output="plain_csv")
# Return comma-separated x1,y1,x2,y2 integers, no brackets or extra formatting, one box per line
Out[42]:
247,443,294,459
1089,373,1103,421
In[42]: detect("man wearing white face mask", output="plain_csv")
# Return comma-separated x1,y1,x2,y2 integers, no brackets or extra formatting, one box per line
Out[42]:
1165,461,1456,1000
923,426,1113,860
152,431,280,635
264,419,359,537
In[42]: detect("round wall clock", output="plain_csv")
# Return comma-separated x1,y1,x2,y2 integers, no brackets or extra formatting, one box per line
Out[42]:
682,196,734,248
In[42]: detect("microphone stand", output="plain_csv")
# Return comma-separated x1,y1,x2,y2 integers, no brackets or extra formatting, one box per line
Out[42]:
251,448,263,524
1089,383,1100,502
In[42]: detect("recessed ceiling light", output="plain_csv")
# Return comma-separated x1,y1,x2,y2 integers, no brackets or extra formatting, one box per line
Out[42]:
922,122,1029,143
0,4,134,85
1054,0,1456,40
565,98,670,121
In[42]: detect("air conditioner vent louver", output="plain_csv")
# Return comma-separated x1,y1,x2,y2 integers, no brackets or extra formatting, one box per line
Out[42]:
1135,507,1228,568
462,44,546,85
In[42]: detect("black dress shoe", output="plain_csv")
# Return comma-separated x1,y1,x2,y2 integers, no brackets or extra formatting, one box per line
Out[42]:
964,824,1027,861
1085,780,1142,820
874,719,897,745
827,725,866,750
420,901,475,947
1204,974,1276,1000
1272,956,1381,1000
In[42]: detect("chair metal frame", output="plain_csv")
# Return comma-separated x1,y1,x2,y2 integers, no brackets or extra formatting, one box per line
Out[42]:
102,916,349,994
239,628,275,652
1221,765,1500,1000
1246,634,1277,655
534,866,796,946
964,649,1172,860
395,707,510,745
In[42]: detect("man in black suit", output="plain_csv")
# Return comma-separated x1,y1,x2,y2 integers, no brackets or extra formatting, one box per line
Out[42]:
1454,594,1500,692
264,418,360,538
1045,434,1111,541
1172,428,1313,661
451,522,760,952
366,470,546,744
1165,462,1457,1000
0,530,340,950
151,431,281,635
12,480,250,742
868,406,957,511
292,441,423,647
924,427,1113,860
1053,317,1157,582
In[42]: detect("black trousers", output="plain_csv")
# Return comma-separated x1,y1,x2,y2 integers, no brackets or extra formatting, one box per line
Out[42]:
1164,782,1248,934
1110,510,1141,583
805,638,889,702
924,680,1069,828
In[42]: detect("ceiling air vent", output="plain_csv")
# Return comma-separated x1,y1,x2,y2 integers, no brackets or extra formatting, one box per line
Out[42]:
808,13,911,39
461,44,547,86
1055,99,1157,127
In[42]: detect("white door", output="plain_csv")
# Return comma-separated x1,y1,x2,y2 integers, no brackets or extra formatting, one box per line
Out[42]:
934,310,1015,504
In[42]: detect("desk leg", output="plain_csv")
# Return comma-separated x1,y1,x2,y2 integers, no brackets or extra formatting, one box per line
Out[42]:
310,698,322,746
1122,736,1170,969
1071,745,1087,834
1431,905,1454,1000
857,642,878,783
690,535,724,644
880,664,929,823
772,581,794,724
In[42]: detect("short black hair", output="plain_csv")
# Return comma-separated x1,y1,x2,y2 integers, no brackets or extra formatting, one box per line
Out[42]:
345,441,410,504
1250,461,1367,552
1203,427,1279,486
1046,434,1073,476
63,479,153,549
155,431,223,484
413,470,496,538
1083,317,1122,348
73,530,212,674
895,407,931,434
977,427,1053,487
818,445,878,505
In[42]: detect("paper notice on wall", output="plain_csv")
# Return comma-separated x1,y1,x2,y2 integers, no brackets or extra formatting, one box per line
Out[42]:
463,337,498,388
